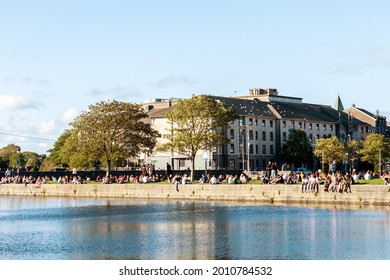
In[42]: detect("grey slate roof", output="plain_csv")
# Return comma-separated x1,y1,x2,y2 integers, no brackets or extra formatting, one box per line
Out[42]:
146,94,370,127
147,106,174,118
208,96,275,118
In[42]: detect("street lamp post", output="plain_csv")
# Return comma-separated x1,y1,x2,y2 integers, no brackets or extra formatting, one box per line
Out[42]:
379,148,382,178
247,123,250,172
241,127,245,170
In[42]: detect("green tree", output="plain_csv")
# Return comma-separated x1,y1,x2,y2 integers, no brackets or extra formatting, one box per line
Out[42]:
0,144,21,167
359,134,390,172
23,151,41,168
60,100,158,176
48,129,72,167
345,140,360,160
281,129,313,168
314,136,345,168
40,157,57,171
9,153,24,168
157,95,238,181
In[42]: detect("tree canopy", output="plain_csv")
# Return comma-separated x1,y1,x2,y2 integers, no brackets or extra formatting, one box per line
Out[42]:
314,136,345,168
281,129,313,168
157,95,238,181
0,144,21,167
47,129,72,167
60,100,158,176
359,133,390,171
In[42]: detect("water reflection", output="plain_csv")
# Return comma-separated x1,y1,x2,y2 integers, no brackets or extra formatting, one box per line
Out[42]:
1,196,390,260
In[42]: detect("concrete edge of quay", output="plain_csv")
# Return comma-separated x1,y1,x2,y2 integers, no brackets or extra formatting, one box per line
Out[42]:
1,183,390,207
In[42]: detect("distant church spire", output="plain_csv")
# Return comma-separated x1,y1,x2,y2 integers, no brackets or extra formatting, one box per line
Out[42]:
333,94,344,111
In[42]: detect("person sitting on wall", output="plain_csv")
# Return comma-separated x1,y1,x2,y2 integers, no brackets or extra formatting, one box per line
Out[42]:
210,175,218,184
181,174,191,184
173,174,181,191
239,173,248,184
230,175,238,184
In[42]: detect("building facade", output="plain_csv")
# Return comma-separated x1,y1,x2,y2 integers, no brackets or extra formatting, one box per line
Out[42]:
144,89,380,171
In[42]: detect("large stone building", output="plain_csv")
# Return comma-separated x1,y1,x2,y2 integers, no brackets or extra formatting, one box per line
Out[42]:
143,89,383,171
343,105,387,138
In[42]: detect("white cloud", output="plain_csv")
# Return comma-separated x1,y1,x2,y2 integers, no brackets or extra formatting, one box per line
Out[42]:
36,108,79,135
60,108,78,125
38,120,56,134
89,86,142,99
38,143,49,149
150,74,197,89
327,62,363,75
0,95,45,110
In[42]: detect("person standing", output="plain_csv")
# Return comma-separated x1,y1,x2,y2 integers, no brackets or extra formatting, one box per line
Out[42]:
173,174,181,191
271,162,278,180
165,162,173,181
266,162,272,181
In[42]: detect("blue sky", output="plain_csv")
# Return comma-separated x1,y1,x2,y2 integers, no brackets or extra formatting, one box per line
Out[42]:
1,0,390,154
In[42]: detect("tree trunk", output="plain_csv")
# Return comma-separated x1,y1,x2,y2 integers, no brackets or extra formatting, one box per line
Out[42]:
106,159,111,177
190,155,196,182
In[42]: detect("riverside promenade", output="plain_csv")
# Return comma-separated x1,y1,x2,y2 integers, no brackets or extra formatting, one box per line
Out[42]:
1,183,390,206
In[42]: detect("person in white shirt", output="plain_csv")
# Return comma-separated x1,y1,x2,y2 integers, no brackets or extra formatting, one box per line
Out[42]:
210,175,218,184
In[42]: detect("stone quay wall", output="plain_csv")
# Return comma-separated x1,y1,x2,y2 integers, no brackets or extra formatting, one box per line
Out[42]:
1,183,390,206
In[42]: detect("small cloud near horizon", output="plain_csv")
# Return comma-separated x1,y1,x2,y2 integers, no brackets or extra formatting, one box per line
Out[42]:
0,95,45,110
327,63,363,75
2,77,50,87
37,108,79,135
149,74,197,89
89,86,142,100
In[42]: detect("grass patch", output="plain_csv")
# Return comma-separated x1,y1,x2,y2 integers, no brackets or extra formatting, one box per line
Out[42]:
250,180,263,184
356,178,384,185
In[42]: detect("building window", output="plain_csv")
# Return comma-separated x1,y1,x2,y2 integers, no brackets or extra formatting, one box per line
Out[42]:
309,123,312,130
323,124,326,131
270,132,274,141
290,120,294,127
270,120,273,127
304,123,306,129
255,131,258,140
230,144,235,153
249,144,253,154
256,145,259,154
270,145,274,154
230,129,234,139
316,124,320,130
255,119,258,126
330,125,333,131
298,122,302,129
282,121,286,128
249,118,253,125
309,134,313,142
283,132,287,141
262,131,266,141
317,134,320,140
262,120,266,127
262,145,266,154
239,118,245,126
230,159,235,168
249,130,253,140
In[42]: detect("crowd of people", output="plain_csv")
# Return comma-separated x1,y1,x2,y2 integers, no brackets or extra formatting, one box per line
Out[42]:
0,164,387,194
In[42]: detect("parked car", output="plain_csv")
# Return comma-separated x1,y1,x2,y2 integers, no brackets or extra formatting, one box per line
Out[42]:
293,168,312,176
50,168,68,172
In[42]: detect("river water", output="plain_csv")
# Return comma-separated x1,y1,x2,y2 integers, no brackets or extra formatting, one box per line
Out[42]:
1,196,390,260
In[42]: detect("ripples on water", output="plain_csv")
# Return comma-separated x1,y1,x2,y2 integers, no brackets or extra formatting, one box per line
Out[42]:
1,196,390,260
